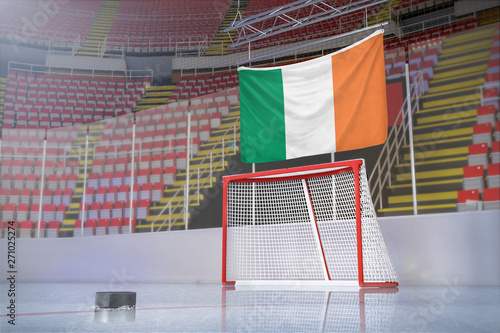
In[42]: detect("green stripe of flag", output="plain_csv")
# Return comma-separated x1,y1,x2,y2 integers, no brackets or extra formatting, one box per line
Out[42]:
239,68,287,163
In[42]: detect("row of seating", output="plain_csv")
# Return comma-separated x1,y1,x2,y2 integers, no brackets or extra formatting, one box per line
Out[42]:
0,173,78,190
0,160,74,175
1,126,78,139
83,182,166,201
172,72,239,100
0,153,79,169
79,199,150,220
170,74,240,102
0,220,61,238
0,188,73,206
1,203,66,222
0,0,99,43
73,218,137,236
0,218,137,238
386,41,441,76
7,71,149,88
86,168,177,188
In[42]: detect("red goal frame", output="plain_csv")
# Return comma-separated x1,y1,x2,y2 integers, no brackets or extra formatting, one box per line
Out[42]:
222,159,398,288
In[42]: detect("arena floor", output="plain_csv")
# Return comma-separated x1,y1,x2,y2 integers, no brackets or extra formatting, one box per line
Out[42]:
0,283,498,332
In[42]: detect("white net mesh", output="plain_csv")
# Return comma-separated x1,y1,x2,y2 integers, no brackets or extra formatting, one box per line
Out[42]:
227,180,326,280
225,160,398,285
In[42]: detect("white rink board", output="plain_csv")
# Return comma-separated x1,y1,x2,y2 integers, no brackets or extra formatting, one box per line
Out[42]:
0,210,498,285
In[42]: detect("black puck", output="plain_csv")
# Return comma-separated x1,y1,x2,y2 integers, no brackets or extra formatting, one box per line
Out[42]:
95,292,136,309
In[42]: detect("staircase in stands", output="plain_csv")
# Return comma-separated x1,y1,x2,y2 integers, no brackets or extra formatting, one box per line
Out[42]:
133,85,176,113
140,104,240,232
368,0,400,26
204,0,249,56
76,0,120,57
58,124,103,236
378,24,498,216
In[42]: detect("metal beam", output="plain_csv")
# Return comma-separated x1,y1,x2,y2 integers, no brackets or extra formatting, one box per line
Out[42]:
234,22,388,67
223,0,389,48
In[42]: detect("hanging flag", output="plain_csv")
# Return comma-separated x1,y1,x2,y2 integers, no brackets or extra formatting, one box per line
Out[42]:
238,29,388,163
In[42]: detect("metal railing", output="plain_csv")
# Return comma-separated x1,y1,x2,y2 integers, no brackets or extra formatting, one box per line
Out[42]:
151,117,239,232
104,35,210,56
115,12,226,21
71,34,81,56
369,69,425,211
7,61,153,82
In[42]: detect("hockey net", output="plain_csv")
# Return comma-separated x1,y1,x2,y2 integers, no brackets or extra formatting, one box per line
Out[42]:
222,159,398,287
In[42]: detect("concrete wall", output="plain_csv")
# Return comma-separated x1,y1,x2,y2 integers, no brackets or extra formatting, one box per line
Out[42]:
45,54,127,72
0,210,498,286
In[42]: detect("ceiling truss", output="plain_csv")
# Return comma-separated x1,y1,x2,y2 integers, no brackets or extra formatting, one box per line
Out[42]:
223,0,389,48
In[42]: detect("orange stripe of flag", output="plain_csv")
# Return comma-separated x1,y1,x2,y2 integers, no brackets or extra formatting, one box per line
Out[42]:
331,32,388,152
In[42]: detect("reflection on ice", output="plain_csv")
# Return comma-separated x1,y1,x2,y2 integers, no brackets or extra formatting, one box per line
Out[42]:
222,286,399,332
94,308,136,323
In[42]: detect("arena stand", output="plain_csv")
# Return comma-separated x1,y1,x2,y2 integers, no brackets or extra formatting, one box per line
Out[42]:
0,0,499,238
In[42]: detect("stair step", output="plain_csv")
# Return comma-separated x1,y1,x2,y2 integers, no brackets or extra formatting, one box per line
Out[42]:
417,109,477,125
413,117,476,132
396,156,468,170
436,57,491,74
409,135,472,148
173,177,216,187
136,222,186,232
443,27,495,47
387,178,463,191
388,191,458,205
404,145,468,161
423,85,481,102
416,101,479,116
426,78,484,96
378,203,457,216
422,93,480,110
197,147,237,157
396,167,463,182
145,213,188,223
155,194,205,205
148,85,176,91
440,41,492,60
432,64,487,82
145,91,171,97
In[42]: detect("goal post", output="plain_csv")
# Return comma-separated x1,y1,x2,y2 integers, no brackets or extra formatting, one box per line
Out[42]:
222,159,398,288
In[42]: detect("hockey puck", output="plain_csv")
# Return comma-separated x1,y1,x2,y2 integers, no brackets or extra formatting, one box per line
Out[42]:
95,292,136,309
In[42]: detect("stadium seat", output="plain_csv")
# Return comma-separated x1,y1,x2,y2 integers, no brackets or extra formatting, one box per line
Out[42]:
483,184,500,210
96,219,110,236
46,221,60,238
457,189,480,212
19,220,33,238
476,105,496,127
462,165,484,193
109,218,123,235
472,123,493,147
487,163,500,188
